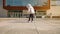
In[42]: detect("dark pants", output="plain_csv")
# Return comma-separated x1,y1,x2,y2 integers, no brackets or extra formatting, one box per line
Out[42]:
28,14,34,21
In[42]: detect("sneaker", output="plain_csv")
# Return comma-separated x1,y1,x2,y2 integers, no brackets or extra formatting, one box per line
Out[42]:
28,21,30,23
31,21,34,23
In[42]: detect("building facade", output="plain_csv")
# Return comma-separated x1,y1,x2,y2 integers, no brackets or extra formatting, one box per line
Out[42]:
3,0,50,18
0,0,60,18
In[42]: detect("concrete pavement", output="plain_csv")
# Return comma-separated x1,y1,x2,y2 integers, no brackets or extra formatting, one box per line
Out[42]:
0,18,60,34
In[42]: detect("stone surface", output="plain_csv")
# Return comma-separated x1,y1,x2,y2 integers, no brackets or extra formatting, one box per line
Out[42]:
0,18,60,34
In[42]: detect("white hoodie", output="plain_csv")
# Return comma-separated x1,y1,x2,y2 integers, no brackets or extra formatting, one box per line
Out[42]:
26,4,35,14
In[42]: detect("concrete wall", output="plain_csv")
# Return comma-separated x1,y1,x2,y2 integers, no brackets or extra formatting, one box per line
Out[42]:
47,1,60,16
0,6,7,17
47,6,60,16
51,1,60,6
0,0,8,17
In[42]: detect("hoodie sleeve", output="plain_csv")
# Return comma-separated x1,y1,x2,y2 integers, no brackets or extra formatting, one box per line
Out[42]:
28,7,30,12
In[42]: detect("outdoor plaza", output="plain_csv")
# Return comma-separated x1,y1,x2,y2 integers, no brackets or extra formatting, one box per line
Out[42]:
0,18,60,34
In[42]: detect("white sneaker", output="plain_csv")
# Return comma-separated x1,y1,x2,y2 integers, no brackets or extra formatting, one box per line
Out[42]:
31,21,34,23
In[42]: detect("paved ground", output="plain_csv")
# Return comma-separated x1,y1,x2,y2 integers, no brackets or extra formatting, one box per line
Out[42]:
0,18,60,34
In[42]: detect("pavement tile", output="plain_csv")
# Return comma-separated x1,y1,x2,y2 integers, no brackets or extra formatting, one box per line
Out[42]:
0,18,60,34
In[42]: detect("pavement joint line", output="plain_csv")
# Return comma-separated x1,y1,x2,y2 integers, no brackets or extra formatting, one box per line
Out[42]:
33,22,39,34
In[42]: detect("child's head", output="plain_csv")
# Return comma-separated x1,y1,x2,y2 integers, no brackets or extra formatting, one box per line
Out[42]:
26,3,32,8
